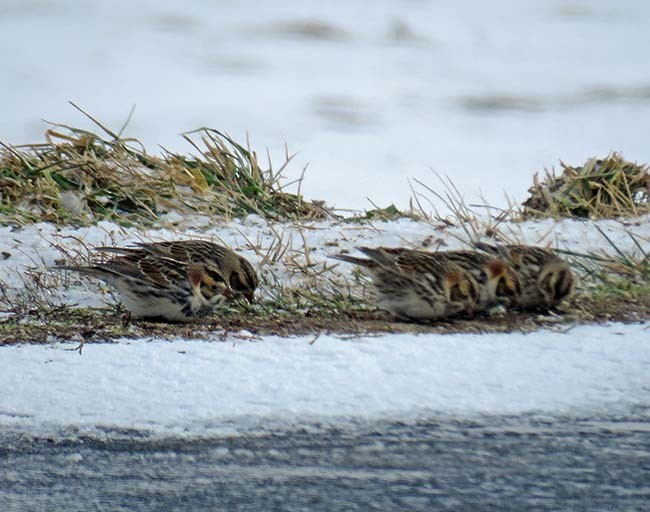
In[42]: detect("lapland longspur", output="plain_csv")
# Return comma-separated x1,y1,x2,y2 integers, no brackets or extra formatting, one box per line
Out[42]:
332,247,480,321
430,251,522,311
58,240,258,322
475,243,573,310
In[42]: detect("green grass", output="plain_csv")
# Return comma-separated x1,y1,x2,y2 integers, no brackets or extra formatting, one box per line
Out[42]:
0,107,331,227
349,203,421,222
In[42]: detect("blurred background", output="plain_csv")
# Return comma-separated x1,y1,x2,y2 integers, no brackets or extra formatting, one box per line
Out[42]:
1,0,649,211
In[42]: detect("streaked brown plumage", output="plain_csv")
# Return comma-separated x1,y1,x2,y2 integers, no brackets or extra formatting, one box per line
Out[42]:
57,240,258,322
430,251,522,310
475,243,574,310
332,247,480,321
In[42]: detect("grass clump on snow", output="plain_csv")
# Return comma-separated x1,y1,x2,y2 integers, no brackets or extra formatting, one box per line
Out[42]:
350,203,421,222
0,107,330,227
522,153,650,219
556,224,650,322
560,224,649,286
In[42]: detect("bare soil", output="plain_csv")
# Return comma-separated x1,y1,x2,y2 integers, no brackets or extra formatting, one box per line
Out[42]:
1,293,648,346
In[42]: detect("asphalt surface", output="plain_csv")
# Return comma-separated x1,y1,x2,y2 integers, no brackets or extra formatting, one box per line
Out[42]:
2,414,650,511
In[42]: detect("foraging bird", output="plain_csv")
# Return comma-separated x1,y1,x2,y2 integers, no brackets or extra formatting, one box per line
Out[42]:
57,240,258,322
332,247,480,321
475,243,573,310
430,251,522,311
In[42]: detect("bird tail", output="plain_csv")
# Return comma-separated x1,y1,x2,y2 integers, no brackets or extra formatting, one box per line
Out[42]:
358,246,396,265
474,242,510,259
92,246,139,256
51,264,103,277
328,253,371,266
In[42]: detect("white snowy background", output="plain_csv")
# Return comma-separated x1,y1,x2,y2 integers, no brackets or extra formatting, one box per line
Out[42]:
0,0,649,437
1,0,649,209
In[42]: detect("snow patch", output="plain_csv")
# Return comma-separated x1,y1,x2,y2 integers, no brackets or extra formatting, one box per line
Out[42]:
1,323,648,437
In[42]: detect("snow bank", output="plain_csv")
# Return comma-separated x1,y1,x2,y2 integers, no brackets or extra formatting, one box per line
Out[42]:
1,323,648,437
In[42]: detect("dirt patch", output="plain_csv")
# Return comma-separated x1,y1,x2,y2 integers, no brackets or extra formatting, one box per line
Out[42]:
1,292,648,346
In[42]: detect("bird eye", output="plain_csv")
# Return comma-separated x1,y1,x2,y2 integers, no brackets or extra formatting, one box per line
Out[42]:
230,272,248,292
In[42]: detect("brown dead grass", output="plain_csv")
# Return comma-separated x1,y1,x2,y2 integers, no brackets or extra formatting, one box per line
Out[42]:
0,106,330,226
522,153,650,219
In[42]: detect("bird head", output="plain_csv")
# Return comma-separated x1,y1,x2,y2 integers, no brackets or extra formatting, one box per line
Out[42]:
188,263,233,307
446,270,479,313
226,256,259,304
486,259,522,306
538,263,574,306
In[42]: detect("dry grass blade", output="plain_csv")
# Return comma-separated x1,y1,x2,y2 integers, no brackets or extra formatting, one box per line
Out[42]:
411,172,510,245
557,226,650,283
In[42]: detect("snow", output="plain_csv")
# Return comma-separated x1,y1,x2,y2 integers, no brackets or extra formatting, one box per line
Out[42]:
1,214,644,439
1,214,649,311
1,0,650,210
1,1,649,439
0,208,648,440
1,323,649,437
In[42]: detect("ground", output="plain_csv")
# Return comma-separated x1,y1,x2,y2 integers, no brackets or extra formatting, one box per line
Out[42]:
2,290,648,346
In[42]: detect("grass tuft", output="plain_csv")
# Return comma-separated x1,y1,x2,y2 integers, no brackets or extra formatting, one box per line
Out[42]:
351,203,413,222
0,108,331,227
522,152,649,219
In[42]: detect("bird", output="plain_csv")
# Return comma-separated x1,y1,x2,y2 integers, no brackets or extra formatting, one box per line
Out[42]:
331,246,480,321
474,243,574,310
428,250,522,311
56,240,258,322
